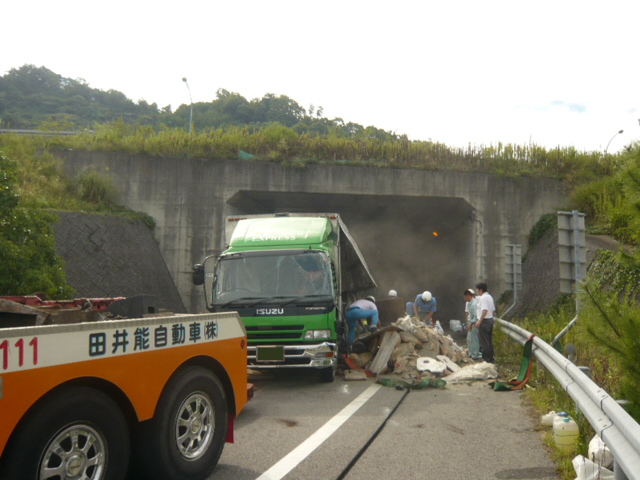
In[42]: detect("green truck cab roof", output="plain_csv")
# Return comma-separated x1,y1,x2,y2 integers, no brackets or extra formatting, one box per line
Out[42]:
219,214,377,294
227,217,337,251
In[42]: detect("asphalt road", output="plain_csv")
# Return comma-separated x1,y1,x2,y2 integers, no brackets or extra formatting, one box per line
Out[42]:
209,369,559,480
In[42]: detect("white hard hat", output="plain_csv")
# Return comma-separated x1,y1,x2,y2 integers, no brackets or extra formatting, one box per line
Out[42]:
366,295,376,303
388,290,397,297
422,291,432,302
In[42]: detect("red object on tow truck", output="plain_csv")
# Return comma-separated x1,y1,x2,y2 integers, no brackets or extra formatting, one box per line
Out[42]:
0,295,126,311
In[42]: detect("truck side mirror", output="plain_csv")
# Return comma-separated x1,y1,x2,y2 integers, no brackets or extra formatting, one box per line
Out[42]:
193,264,205,285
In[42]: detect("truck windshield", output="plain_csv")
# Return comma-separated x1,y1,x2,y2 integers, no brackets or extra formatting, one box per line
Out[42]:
213,252,334,305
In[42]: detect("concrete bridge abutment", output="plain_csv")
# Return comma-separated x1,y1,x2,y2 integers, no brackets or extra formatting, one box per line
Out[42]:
56,151,567,321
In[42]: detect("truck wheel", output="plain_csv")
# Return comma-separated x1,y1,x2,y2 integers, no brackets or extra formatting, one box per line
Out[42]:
0,386,129,480
337,329,349,355
319,366,336,382
136,366,228,480
336,318,349,355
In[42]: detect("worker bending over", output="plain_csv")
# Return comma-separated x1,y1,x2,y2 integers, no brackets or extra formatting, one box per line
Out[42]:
406,291,437,326
345,296,379,345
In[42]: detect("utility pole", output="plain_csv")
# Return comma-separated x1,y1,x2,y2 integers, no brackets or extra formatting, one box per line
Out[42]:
182,77,193,134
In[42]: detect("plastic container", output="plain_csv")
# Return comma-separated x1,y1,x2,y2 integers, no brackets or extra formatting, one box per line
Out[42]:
540,410,556,426
553,411,569,428
554,416,579,450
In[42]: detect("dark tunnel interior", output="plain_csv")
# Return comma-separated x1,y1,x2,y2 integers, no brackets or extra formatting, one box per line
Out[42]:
227,191,476,323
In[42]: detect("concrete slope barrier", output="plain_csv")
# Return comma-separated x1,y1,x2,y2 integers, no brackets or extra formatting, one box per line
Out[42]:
54,211,185,314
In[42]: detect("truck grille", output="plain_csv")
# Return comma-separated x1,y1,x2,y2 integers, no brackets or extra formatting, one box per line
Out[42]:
248,332,303,340
248,357,311,366
245,325,304,331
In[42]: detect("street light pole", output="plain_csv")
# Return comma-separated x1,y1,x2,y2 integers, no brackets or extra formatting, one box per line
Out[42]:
604,129,624,155
182,77,193,134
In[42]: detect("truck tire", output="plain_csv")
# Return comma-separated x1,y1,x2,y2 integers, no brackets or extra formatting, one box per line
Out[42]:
135,366,228,480
336,317,349,355
0,386,130,480
337,328,349,355
319,366,336,382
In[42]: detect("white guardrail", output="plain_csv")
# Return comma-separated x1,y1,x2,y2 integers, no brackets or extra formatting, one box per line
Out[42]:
499,319,640,480
0,129,80,136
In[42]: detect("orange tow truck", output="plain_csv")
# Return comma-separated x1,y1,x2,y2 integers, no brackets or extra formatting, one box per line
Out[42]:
0,309,252,480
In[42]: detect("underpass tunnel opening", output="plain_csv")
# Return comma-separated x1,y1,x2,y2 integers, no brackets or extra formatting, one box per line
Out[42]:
226,191,476,323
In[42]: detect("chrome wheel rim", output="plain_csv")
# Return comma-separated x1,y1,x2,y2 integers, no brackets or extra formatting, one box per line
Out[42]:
39,424,106,480
175,392,215,460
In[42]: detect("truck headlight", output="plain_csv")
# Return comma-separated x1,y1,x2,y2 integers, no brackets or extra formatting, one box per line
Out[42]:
305,330,331,339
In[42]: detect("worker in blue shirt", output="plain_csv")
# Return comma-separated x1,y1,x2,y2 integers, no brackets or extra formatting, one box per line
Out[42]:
406,291,437,326
345,296,379,345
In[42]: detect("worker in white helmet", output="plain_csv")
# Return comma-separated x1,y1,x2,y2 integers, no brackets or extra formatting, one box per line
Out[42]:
406,290,437,326
388,289,398,297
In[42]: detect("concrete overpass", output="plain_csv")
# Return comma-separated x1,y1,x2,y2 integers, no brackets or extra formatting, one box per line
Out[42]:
56,151,568,321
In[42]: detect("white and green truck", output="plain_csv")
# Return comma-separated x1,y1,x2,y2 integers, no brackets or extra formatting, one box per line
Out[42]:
193,213,376,381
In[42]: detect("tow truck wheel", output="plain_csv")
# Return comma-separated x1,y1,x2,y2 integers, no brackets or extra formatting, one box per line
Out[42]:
0,386,129,480
135,366,228,480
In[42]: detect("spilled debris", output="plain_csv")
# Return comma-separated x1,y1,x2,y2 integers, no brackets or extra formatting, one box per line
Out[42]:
344,315,493,388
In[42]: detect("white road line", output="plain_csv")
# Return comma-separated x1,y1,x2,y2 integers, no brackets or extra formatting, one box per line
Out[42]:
255,382,382,480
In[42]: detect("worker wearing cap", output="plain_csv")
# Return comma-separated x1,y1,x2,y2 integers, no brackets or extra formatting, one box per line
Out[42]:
345,296,379,345
463,288,482,359
406,291,437,325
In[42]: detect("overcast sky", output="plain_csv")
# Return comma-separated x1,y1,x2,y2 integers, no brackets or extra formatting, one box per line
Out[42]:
5,1,639,152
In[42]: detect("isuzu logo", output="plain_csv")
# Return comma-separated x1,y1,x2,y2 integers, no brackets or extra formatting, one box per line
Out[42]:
256,308,284,315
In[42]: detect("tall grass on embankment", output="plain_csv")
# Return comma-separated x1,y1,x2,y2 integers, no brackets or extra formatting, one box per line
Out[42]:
0,132,155,227
9,120,617,184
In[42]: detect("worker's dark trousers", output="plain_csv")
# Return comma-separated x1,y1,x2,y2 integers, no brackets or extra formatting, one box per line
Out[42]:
478,318,495,363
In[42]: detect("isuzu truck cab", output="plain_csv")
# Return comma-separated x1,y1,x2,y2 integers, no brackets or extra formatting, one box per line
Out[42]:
194,213,376,382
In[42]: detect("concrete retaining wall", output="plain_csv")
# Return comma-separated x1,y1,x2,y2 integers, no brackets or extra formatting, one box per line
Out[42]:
54,211,185,313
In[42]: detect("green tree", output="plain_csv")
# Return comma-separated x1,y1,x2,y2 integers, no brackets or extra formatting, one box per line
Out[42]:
581,278,640,419
251,93,306,127
0,65,162,129
579,144,640,419
0,151,74,299
2,64,62,96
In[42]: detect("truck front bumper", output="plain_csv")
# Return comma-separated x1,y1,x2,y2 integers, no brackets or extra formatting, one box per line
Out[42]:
247,342,337,369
